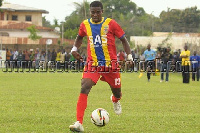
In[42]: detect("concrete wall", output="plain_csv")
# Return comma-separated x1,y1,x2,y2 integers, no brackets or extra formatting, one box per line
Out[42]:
0,30,59,38
130,36,200,51
3,12,43,26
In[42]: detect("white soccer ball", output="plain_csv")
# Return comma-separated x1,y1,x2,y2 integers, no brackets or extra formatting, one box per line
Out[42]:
91,108,109,127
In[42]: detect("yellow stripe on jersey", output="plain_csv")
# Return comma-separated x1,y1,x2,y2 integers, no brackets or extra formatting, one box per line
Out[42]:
101,18,112,66
83,19,98,66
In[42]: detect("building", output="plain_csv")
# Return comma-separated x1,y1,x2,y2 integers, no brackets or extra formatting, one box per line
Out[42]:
130,32,200,51
0,3,73,51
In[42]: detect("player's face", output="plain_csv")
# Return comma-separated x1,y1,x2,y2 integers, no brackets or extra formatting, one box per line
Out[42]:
90,7,103,23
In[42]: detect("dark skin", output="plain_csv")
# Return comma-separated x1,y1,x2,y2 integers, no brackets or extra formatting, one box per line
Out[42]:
72,6,131,98
180,45,189,58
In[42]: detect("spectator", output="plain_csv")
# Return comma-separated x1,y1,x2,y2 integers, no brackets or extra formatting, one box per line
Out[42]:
160,47,173,82
29,49,34,68
190,51,199,81
180,45,190,83
35,48,41,70
60,49,66,69
17,50,23,68
47,50,52,62
6,49,11,68
24,49,30,68
13,49,18,67
117,49,125,71
134,50,139,72
51,49,57,68
56,49,61,69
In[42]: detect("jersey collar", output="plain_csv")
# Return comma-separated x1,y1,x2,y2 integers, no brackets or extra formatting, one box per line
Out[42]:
90,17,105,24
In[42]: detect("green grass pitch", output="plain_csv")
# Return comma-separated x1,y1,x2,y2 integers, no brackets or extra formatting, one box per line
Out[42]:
0,71,199,133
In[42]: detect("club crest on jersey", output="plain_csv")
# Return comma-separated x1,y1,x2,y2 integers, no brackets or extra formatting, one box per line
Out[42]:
103,25,109,34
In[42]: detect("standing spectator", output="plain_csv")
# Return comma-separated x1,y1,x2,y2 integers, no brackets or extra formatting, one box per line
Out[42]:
40,50,45,61
160,47,173,82
40,50,46,69
56,49,61,69
6,49,11,68
134,50,139,72
60,49,66,68
35,48,41,70
24,49,30,68
180,45,190,83
51,49,57,69
190,51,199,81
29,49,35,69
117,49,125,71
13,49,18,67
69,53,76,70
173,51,179,72
47,50,52,62
22,50,26,68
10,49,13,61
139,52,145,71
143,44,156,82
17,50,23,68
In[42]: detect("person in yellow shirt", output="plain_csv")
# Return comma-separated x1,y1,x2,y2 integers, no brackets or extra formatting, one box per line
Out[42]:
180,45,190,83
56,49,61,69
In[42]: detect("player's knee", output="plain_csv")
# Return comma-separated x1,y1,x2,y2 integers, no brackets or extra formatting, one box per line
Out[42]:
81,79,94,94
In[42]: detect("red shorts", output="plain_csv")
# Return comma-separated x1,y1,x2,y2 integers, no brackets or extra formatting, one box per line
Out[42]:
82,66,121,88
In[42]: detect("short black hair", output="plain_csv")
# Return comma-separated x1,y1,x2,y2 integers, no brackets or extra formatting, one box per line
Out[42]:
90,1,103,10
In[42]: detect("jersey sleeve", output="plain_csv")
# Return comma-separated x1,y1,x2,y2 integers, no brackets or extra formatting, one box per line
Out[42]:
78,22,87,37
110,20,125,39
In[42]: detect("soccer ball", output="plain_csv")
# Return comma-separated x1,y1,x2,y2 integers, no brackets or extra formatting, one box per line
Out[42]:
91,108,109,127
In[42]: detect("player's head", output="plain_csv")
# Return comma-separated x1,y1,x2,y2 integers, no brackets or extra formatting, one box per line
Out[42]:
90,1,103,23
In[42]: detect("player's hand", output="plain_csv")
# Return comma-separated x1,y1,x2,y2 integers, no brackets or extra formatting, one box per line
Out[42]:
72,51,83,61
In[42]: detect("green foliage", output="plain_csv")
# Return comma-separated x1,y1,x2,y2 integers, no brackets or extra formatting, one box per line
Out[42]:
64,28,78,39
0,0,2,7
42,16,52,28
159,7,200,32
53,18,59,27
27,25,42,41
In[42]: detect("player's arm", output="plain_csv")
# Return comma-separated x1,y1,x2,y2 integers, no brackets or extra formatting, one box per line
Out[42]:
71,35,83,60
119,36,133,61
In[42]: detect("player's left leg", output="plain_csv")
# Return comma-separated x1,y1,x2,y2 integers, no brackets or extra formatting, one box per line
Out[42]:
101,71,122,115
110,87,122,115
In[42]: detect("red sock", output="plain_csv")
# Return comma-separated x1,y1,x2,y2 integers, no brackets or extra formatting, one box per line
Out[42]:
76,93,88,124
112,94,121,103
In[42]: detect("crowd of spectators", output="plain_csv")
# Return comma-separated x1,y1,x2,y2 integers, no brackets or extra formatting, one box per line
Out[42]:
117,45,200,83
5,48,81,70
4,45,200,82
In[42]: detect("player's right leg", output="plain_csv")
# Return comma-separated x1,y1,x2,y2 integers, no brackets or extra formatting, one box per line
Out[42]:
69,78,95,132
69,68,100,132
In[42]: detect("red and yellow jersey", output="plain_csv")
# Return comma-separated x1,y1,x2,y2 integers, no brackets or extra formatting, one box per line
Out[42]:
79,17,125,66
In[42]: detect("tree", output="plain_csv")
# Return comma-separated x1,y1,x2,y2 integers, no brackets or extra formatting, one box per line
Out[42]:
27,25,42,41
0,0,3,7
42,16,52,28
159,7,200,32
